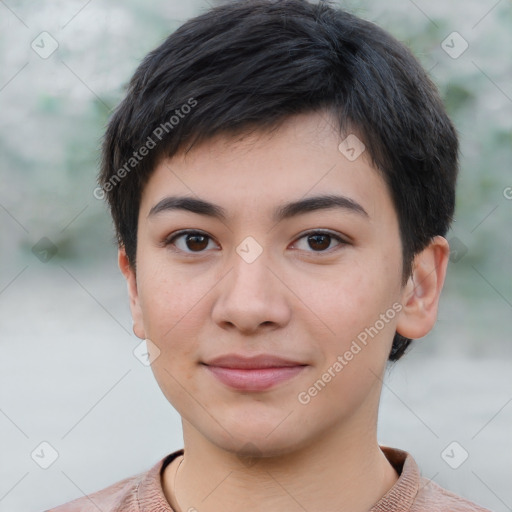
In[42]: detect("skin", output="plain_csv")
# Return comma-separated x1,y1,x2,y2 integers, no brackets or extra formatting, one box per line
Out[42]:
119,111,450,512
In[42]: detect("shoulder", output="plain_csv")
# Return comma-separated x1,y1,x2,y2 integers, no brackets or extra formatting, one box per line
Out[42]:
46,471,145,512
412,475,493,511
377,446,492,512
45,451,182,512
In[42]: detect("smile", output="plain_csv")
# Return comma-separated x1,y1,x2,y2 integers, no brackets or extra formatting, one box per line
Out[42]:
202,354,308,391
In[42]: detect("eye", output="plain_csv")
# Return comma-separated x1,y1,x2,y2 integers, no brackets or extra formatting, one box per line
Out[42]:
292,230,347,253
164,230,218,253
163,229,348,255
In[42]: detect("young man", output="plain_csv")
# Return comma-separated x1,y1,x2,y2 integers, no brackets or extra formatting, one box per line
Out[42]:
49,0,491,510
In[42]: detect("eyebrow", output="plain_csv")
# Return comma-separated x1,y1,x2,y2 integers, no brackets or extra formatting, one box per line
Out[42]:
148,194,369,222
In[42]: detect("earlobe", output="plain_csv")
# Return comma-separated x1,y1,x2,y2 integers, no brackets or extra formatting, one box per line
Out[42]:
118,247,146,339
396,236,450,340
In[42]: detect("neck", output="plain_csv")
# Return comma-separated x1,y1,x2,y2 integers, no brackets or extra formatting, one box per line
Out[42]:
163,421,399,512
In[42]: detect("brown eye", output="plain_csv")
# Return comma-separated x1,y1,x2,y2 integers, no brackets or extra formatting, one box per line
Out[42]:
165,231,217,253
307,233,332,251
293,230,346,253
184,233,209,251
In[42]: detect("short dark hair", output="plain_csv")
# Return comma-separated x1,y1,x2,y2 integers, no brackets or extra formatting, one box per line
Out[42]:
99,0,459,361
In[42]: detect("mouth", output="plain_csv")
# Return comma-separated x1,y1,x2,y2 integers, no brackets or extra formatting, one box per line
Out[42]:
201,354,308,392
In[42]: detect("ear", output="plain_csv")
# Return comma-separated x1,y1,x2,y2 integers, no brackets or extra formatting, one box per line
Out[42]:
396,235,450,339
118,247,146,339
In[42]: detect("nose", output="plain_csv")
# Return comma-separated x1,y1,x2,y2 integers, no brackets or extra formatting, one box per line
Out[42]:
211,246,292,335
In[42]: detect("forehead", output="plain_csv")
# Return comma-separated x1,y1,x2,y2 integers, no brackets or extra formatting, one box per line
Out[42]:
139,111,393,224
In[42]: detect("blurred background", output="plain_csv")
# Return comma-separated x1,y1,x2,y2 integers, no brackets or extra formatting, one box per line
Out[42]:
0,0,511,510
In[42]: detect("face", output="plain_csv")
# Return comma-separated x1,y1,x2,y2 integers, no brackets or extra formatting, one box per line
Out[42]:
120,111,441,457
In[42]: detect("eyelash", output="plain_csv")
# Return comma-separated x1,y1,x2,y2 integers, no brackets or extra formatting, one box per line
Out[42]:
163,229,349,256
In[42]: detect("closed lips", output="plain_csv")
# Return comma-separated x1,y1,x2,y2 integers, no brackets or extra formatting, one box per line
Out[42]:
202,354,308,391
202,354,307,369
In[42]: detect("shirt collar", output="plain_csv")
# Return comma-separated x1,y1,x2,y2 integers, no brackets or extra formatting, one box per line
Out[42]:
135,446,419,512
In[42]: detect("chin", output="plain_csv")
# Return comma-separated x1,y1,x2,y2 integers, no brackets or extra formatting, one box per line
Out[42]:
198,413,317,460
214,434,304,460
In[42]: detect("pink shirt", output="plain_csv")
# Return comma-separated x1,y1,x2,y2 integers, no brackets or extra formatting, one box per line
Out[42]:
47,446,491,511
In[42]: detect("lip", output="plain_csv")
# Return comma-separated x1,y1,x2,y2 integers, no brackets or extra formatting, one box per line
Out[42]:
202,354,308,391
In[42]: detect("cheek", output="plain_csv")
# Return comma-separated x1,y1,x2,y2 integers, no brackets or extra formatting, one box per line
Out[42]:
298,257,399,370
296,259,389,334
138,256,207,333
136,264,207,368
139,270,208,410
296,273,396,417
